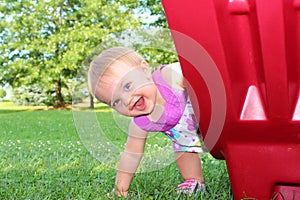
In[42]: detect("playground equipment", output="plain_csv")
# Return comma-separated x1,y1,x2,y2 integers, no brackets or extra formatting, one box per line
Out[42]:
162,0,300,199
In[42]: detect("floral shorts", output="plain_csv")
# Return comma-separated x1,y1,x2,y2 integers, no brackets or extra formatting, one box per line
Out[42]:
162,99,204,153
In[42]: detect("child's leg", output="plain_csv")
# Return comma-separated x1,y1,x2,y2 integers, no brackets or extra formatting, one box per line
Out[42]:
175,152,204,183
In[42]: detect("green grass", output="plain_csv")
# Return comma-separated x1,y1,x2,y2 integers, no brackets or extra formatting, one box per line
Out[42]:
0,102,232,199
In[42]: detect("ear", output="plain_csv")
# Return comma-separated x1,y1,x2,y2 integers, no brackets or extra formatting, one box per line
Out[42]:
140,60,152,77
140,60,148,67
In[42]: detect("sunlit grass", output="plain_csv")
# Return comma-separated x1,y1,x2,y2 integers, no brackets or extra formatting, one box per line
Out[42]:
0,101,232,199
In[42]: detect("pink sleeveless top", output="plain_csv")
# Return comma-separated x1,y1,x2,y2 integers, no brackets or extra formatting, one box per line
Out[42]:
133,66,188,132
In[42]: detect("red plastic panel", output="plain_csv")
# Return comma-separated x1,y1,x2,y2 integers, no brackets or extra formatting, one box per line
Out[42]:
273,185,300,200
224,143,300,199
162,0,300,199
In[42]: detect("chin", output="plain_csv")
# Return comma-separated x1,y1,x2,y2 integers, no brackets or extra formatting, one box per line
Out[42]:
128,110,150,117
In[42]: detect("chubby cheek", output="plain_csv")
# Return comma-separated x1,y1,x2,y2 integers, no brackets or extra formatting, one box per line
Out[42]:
118,106,146,117
115,107,131,117
144,86,157,103
95,87,114,104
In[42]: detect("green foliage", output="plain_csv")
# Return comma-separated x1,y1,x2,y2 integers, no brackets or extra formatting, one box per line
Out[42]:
0,88,6,99
1,0,172,107
11,84,63,106
0,0,141,106
138,0,167,28
87,28,178,71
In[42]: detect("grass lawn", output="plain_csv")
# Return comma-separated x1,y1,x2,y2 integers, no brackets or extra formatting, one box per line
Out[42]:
0,101,232,199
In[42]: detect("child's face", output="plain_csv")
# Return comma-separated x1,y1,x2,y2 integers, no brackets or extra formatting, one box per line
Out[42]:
95,61,157,117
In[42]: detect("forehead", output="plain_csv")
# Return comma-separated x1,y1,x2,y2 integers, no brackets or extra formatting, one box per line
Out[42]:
95,61,143,103
109,60,139,76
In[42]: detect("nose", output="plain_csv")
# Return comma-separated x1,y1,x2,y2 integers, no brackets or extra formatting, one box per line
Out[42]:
120,92,131,107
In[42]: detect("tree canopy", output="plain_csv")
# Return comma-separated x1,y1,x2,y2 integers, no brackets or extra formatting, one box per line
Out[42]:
0,88,6,99
0,0,172,107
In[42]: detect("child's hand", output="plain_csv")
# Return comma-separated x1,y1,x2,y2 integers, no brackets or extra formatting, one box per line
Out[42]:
107,188,128,198
115,188,128,197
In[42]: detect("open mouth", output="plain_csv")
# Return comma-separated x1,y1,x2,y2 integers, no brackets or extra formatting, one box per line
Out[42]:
132,97,146,111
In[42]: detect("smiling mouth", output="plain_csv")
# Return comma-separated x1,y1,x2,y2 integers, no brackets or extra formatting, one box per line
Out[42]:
132,97,146,111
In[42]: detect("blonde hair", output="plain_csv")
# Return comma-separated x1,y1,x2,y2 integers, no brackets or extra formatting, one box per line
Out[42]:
88,46,145,100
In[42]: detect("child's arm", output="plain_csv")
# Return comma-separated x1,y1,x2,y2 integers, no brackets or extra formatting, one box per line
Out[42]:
115,120,148,197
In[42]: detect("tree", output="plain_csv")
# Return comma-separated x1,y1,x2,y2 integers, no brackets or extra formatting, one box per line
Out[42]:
138,0,167,28
0,0,141,107
0,88,6,100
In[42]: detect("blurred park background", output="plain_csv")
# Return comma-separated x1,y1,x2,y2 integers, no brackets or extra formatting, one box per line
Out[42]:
0,0,177,108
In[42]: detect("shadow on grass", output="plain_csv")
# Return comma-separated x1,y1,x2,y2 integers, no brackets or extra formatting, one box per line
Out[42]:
0,101,48,114
0,109,29,114
0,101,112,114
0,108,49,114
72,104,112,112
0,102,55,115
0,105,112,114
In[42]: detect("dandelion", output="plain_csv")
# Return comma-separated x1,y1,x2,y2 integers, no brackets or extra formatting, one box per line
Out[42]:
39,141,45,147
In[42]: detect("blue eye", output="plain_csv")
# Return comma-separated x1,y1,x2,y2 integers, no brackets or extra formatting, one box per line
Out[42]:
124,82,132,91
112,99,120,107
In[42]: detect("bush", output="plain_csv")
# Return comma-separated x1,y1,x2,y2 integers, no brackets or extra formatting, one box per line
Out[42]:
11,85,55,106
0,88,6,99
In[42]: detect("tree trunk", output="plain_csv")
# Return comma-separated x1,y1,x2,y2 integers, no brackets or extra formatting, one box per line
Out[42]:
54,79,65,108
90,94,94,110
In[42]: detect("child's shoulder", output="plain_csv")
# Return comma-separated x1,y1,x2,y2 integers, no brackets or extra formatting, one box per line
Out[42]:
161,62,182,74
160,62,184,90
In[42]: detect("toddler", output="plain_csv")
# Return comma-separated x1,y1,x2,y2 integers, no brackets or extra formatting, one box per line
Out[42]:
88,46,205,197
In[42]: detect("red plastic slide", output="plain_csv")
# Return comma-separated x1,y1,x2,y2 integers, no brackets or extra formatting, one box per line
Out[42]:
162,0,300,199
